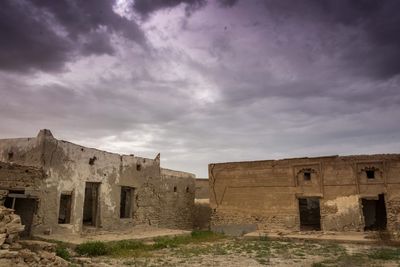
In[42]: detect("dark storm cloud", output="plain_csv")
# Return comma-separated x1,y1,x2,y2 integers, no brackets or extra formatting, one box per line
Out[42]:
1,0,400,177
263,0,400,79
0,0,144,73
216,0,239,8
133,0,207,18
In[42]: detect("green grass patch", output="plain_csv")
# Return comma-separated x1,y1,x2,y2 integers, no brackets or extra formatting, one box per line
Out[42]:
55,244,71,261
368,248,400,260
75,241,108,256
75,231,224,258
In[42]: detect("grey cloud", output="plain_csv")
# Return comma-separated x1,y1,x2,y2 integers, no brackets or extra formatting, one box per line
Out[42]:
133,0,207,18
1,0,400,177
0,0,145,73
263,0,400,79
216,0,239,8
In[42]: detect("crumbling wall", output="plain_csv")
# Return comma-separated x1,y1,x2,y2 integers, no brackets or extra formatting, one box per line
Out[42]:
0,162,45,236
320,195,363,231
0,205,68,266
159,168,195,230
210,154,400,234
0,130,192,236
193,179,211,230
36,132,163,234
0,161,45,190
209,160,303,232
195,179,209,199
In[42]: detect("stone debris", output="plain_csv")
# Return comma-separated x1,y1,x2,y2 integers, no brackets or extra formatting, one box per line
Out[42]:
0,205,68,267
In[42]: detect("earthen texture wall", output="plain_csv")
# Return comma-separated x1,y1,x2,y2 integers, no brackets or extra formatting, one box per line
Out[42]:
195,179,209,199
0,130,195,235
209,155,400,235
193,179,211,230
160,169,195,230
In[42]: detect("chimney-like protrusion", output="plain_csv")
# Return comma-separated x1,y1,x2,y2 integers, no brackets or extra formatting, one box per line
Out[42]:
154,153,160,163
37,129,54,139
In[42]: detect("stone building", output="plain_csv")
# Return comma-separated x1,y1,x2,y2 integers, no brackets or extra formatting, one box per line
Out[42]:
0,129,195,237
209,154,400,237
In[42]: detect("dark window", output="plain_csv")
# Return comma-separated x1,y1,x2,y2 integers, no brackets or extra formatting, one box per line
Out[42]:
120,187,133,218
173,186,177,192
304,172,311,181
186,186,189,193
366,170,375,179
58,194,72,224
136,164,141,171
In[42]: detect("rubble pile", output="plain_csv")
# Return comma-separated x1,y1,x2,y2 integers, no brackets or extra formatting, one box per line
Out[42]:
0,205,68,267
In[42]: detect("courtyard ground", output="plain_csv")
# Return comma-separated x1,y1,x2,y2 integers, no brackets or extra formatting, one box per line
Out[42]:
53,231,400,267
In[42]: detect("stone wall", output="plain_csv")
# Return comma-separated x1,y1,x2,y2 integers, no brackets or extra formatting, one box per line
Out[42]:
195,179,209,199
0,129,196,236
193,179,211,230
209,154,400,235
0,205,68,266
160,168,195,230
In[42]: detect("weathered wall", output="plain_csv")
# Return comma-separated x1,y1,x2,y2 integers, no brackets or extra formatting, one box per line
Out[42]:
195,179,209,199
160,168,195,230
0,162,46,232
0,130,195,235
193,179,211,230
209,154,400,235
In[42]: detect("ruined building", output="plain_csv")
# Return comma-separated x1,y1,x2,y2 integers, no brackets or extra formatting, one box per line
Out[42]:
209,155,400,237
0,130,195,237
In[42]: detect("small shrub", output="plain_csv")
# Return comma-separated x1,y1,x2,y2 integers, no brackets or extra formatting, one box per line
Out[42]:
56,245,71,261
75,241,108,256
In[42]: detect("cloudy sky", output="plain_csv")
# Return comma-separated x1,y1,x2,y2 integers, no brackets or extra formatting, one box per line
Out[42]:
1,0,400,177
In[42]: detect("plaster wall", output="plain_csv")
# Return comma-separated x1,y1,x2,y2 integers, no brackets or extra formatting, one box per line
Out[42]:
0,130,195,235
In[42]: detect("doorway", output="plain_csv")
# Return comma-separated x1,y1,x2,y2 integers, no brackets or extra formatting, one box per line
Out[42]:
83,182,100,227
4,196,36,237
362,194,387,231
299,198,321,231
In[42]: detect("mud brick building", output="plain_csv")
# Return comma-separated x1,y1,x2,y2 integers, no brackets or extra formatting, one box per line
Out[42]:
209,155,400,237
0,129,195,237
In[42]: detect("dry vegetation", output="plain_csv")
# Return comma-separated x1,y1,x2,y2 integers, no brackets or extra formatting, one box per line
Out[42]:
57,231,400,267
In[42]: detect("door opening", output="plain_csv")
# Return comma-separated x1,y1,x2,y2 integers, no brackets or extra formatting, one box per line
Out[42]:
120,186,133,218
4,196,36,238
362,194,387,231
299,197,321,231
83,182,100,227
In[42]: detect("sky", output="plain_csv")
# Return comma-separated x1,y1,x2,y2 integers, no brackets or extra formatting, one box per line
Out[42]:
1,0,400,177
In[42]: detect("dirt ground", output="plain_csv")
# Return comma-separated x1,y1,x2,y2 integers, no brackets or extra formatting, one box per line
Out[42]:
36,226,191,245
72,238,400,267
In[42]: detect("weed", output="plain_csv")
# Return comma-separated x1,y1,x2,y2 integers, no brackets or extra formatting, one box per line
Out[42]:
368,248,400,260
56,244,71,261
75,241,108,256
191,230,224,241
